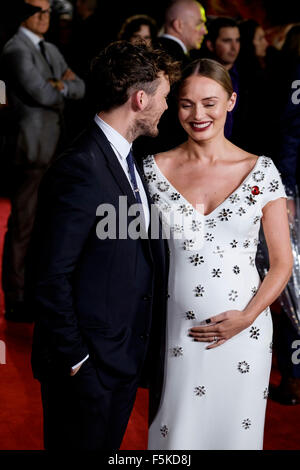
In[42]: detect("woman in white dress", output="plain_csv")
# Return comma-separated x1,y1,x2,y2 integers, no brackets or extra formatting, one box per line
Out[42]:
143,58,293,450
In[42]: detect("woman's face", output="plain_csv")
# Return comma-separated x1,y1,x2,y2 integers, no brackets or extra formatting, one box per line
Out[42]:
253,27,268,57
130,24,152,46
178,75,236,142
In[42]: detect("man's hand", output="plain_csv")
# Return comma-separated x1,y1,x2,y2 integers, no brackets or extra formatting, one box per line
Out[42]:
189,310,253,349
70,363,82,376
61,68,76,81
48,78,65,91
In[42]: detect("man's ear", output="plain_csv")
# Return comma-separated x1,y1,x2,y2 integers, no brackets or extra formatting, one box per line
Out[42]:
132,90,149,111
172,18,183,34
227,92,237,112
206,40,214,53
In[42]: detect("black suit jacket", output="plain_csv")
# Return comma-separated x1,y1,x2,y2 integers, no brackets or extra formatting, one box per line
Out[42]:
30,122,169,397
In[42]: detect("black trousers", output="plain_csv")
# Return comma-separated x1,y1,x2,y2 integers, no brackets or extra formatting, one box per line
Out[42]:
40,359,139,450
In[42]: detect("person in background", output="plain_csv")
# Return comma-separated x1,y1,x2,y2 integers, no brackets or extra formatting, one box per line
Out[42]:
158,0,207,68
204,17,240,139
235,19,280,156
118,14,158,47
1,0,85,322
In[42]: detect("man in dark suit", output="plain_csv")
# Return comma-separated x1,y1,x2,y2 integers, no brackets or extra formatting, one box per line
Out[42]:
1,0,85,322
30,41,180,450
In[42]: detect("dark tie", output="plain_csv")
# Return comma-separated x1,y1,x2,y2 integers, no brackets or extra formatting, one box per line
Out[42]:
126,150,143,205
39,40,53,74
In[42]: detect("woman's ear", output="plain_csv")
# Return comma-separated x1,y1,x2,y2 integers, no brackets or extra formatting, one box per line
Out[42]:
227,92,237,112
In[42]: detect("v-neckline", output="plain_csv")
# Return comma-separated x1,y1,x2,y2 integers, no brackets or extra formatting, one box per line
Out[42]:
151,155,262,217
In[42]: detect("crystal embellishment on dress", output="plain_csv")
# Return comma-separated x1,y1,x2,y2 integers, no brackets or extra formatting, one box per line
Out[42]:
249,326,260,339
189,254,204,266
245,195,257,206
212,268,222,278
194,285,205,297
194,386,206,396
251,185,260,195
178,204,193,216
253,171,264,182
268,180,280,192
170,192,181,201
144,171,156,183
157,181,170,192
191,220,202,231
263,388,269,399
242,418,251,429
206,218,216,228
229,194,240,204
185,310,195,320
236,207,246,216
171,346,183,357
238,361,250,374
218,208,233,221
229,290,238,301
152,193,161,203
233,265,240,274
160,425,169,437
230,240,238,248
205,233,214,241
183,240,195,251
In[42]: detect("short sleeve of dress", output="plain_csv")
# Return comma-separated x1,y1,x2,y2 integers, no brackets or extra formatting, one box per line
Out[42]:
260,157,287,208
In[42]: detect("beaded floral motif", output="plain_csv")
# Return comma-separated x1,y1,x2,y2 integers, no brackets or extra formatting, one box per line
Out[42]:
253,216,260,225
189,254,204,266
172,224,184,234
233,265,240,274
218,208,233,221
250,326,260,339
229,194,240,204
249,256,255,266
194,285,205,297
157,181,169,192
242,419,251,429
205,233,214,241
194,386,206,396
268,180,279,192
253,170,265,182
143,155,153,168
245,195,257,206
212,268,222,278
251,287,257,296
185,310,195,320
170,192,181,201
229,290,238,301
261,157,272,168
152,193,161,204
183,240,195,251
206,218,216,229
238,361,250,373
263,388,269,399
242,183,252,192
144,171,156,183
243,240,250,248
230,240,238,248
236,207,246,216
191,220,202,232
171,346,183,357
178,204,193,216
160,425,169,437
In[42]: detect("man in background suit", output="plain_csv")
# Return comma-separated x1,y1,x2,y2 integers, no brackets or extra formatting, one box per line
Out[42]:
30,41,180,450
133,0,207,159
1,0,85,321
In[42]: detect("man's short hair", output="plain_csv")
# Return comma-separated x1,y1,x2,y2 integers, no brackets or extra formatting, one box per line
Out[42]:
206,17,239,44
90,41,181,112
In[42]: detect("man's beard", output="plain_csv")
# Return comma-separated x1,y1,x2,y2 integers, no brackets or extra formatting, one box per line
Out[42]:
133,116,160,139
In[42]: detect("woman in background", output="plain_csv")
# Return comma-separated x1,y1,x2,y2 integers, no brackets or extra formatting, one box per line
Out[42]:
118,14,158,47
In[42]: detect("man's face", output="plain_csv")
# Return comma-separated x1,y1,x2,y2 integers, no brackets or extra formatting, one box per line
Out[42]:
181,2,207,51
137,73,170,138
212,27,240,67
22,0,51,37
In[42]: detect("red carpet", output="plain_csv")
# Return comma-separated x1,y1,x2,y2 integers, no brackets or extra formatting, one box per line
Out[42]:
0,197,299,450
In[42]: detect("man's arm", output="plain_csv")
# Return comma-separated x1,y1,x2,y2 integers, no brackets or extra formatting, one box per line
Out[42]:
30,152,99,373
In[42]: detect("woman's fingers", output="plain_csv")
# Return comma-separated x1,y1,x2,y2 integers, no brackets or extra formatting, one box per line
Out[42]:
206,339,227,349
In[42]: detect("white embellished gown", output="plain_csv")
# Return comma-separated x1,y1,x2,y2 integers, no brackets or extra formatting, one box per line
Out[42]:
143,155,286,450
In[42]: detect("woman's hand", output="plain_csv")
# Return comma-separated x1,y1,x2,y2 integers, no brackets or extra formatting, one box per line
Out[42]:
189,310,254,349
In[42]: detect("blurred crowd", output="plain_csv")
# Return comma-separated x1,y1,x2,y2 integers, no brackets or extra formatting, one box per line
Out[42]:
0,0,300,405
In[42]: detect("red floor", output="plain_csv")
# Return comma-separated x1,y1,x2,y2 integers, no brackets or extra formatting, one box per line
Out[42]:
0,197,299,450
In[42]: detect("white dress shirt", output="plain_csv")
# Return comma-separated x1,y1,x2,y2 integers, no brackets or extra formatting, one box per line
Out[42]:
71,115,151,372
159,33,188,54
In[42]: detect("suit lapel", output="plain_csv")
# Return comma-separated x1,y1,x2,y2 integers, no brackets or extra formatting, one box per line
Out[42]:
89,122,137,206
17,31,53,77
